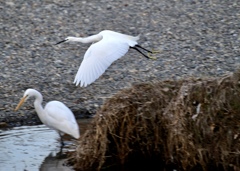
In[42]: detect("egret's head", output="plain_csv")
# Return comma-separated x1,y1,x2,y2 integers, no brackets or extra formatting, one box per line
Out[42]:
15,89,35,111
55,37,76,45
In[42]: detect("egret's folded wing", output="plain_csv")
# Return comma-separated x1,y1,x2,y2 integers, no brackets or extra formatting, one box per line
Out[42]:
74,39,129,87
44,101,79,133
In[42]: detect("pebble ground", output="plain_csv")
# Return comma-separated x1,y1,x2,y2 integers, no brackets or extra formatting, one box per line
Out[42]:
0,0,239,126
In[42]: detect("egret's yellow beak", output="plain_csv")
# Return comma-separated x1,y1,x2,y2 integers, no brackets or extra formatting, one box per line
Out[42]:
15,96,27,111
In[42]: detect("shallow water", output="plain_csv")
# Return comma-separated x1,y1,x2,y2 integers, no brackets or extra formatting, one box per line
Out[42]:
0,119,91,171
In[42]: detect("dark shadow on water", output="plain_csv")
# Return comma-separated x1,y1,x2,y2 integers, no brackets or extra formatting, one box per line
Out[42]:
40,147,74,171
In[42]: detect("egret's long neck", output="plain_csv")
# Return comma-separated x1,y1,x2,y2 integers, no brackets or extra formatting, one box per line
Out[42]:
72,34,102,43
33,92,46,124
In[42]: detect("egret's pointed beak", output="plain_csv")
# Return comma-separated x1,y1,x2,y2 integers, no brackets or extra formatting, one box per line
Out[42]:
15,96,27,111
55,39,67,45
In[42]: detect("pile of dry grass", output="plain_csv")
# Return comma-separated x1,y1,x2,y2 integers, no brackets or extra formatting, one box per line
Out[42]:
70,71,240,171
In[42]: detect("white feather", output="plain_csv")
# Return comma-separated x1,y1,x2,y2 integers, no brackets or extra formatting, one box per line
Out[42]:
15,89,80,140
57,30,140,87
74,32,135,86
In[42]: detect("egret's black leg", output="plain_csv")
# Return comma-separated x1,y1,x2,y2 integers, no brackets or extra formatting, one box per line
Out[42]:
58,144,63,156
130,46,150,59
135,45,153,53
59,132,65,147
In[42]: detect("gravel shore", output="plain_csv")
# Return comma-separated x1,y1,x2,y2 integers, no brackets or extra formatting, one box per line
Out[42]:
0,0,239,127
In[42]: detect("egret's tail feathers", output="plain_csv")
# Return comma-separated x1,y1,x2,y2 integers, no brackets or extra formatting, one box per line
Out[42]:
135,34,140,41
73,130,80,139
67,127,80,139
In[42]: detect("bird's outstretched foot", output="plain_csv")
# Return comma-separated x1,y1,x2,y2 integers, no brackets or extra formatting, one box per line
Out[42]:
147,49,161,60
131,45,160,60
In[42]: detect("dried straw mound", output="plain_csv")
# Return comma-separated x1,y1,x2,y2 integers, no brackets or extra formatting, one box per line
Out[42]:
70,71,240,171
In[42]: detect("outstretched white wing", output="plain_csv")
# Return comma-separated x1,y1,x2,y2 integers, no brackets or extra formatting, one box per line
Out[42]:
74,38,130,87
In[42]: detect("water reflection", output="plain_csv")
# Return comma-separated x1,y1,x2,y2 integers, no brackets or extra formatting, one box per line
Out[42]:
0,125,59,170
0,119,91,171
40,151,73,171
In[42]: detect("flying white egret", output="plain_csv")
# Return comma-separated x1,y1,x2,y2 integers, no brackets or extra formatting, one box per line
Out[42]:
15,89,80,145
56,30,155,87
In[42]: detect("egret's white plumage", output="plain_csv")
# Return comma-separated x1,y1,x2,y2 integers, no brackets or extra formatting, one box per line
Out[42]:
56,30,153,87
15,89,80,143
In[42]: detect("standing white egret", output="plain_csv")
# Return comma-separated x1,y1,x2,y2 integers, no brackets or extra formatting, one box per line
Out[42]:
15,88,80,145
56,30,155,87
